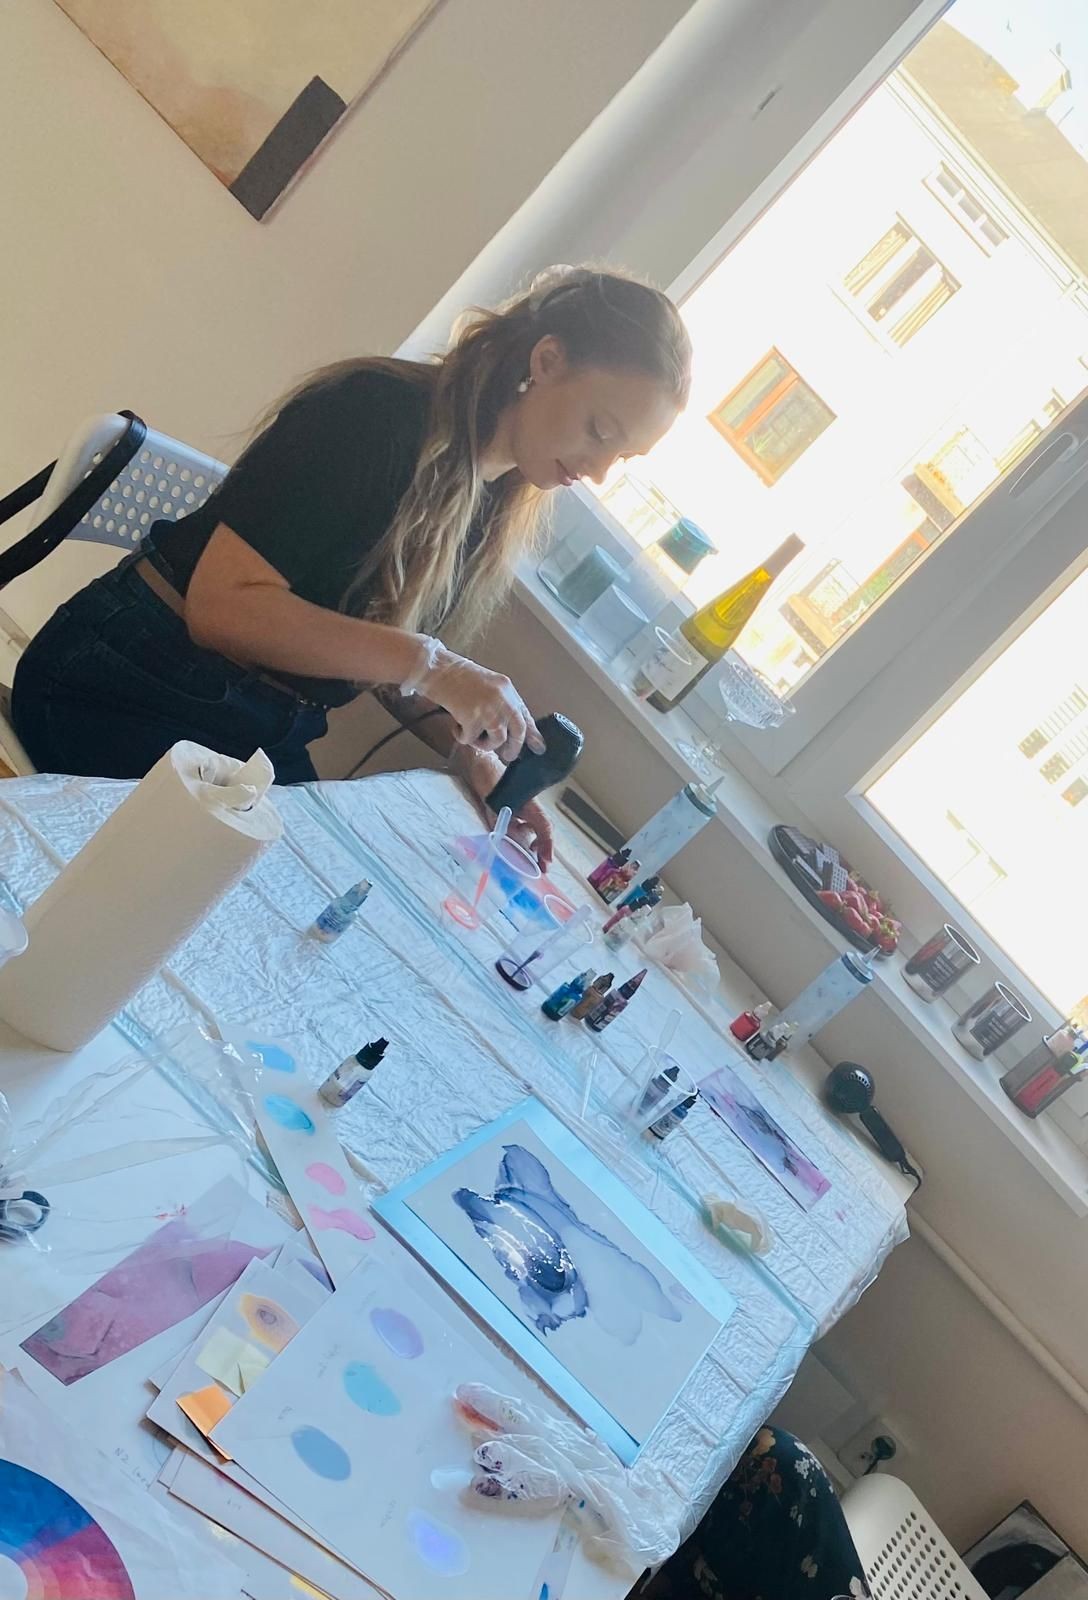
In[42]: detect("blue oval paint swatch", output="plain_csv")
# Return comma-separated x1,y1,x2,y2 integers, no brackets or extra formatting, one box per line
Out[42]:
247,1041,296,1073
263,1094,314,1133
407,1510,470,1576
343,1361,401,1417
291,1426,351,1481
370,1307,424,1360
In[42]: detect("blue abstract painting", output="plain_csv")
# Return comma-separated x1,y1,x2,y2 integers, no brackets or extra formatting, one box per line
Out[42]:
375,1099,736,1460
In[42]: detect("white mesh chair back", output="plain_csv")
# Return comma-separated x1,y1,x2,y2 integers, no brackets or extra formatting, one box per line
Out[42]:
37,412,229,554
840,1476,988,1600
0,414,228,775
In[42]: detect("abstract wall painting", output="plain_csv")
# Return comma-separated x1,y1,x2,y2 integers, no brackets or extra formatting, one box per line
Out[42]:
211,1256,559,1600
19,1178,288,1385
231,1033,376,1287
700,1064,831,1212
375,1098,737,1462
52,0,443,219
0,1369,240,1600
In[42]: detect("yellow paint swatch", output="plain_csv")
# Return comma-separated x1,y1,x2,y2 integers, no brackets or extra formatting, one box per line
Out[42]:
178,1383,233,1456
196,1326,269,1396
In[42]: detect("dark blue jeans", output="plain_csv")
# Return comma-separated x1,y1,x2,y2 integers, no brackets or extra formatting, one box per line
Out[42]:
11,561,328,783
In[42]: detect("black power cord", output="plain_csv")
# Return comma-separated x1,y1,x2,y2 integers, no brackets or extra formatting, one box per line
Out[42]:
347,706,447,780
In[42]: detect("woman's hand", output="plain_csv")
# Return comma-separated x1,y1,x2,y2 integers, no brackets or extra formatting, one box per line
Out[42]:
451,746,556,871
409,641,543,766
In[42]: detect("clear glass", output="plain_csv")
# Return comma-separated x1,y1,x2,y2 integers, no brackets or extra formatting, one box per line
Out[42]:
585,0,1088,696
601,1049,699,1142
495,900,594,988
678,664,798,776
441,833,541,931
868,561,1088,1020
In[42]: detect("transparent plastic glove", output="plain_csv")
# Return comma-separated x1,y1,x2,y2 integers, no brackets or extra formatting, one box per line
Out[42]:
451,1383,679,1575
403,638,543,765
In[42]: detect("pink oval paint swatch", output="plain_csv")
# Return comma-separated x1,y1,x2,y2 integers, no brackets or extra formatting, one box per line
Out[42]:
308,1205,375,1242
304,1162,346,1197
370,1306,424,1360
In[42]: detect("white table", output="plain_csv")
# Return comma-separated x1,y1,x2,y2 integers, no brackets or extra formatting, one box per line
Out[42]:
0,768,908,1596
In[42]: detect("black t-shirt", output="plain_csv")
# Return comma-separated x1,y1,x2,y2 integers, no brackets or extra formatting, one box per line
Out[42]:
145,365,432,707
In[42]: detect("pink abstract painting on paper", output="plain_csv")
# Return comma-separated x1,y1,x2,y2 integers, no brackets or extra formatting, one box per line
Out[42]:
21,1216,274,1385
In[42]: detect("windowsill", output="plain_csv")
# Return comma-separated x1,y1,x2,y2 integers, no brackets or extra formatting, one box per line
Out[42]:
515,564,1088,1217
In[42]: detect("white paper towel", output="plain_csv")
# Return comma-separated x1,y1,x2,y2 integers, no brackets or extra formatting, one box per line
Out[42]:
0,741,282,1052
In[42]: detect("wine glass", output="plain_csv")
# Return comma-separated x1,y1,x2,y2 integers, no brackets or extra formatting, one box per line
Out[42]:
676,652,795,774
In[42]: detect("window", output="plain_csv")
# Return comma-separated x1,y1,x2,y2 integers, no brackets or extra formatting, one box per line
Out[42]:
926,163,1007,252
582,0,1088,709
1040,752,1072,784
1020,729,1048,759
868,562,1088,1015
709,352,834,484
845,220,959,346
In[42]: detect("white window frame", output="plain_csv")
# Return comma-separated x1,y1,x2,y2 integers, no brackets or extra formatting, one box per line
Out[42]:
725,399,1088,1027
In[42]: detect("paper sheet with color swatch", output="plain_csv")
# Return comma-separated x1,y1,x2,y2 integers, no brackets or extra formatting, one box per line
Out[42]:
227,1030,378,1286
212,1253,561,1600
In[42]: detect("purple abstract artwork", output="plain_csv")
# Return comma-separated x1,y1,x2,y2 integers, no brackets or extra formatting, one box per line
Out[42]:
21,1217,273,1385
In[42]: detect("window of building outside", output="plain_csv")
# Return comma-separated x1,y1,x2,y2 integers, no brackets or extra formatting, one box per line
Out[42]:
844,218,960,346
589,0,1088,699
708,352,835,484
926,162,1009,252
867,559,1088,1023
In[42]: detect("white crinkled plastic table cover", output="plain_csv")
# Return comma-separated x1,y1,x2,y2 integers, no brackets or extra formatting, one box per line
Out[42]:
0,767,906,1542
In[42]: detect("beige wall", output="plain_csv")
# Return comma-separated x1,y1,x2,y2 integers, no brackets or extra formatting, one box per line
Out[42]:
814,1235,1088,1553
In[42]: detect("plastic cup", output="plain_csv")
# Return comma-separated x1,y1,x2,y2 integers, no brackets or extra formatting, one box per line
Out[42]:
495,901,593,990
442,833,541,930
601,1048,698,1141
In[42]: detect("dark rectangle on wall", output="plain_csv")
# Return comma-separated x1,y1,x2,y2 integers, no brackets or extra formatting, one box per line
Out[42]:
230,76,347,220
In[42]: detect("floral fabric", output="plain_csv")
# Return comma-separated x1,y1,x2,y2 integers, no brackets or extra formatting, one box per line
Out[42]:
635,1427,872,1600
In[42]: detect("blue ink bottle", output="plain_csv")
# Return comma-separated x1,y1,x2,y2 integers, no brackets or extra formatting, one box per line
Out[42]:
541,969,595,1021
310,880,372,943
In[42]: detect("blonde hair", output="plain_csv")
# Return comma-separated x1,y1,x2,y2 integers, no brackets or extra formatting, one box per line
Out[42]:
295,268,690,642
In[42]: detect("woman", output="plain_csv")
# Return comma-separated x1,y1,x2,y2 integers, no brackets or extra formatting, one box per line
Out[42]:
637,1427,871,1600
11,268,691,865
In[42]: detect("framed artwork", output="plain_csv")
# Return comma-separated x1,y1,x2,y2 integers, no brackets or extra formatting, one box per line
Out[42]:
965,1502,1088,1599
53,0,442,218
375,1097,737,1463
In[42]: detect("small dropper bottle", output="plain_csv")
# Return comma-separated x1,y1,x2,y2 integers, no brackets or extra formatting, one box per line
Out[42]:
311,880,372,942
319,1038,389,1107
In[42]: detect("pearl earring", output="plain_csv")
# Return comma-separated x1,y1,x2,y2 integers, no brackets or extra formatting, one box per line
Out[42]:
517,376,533,394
